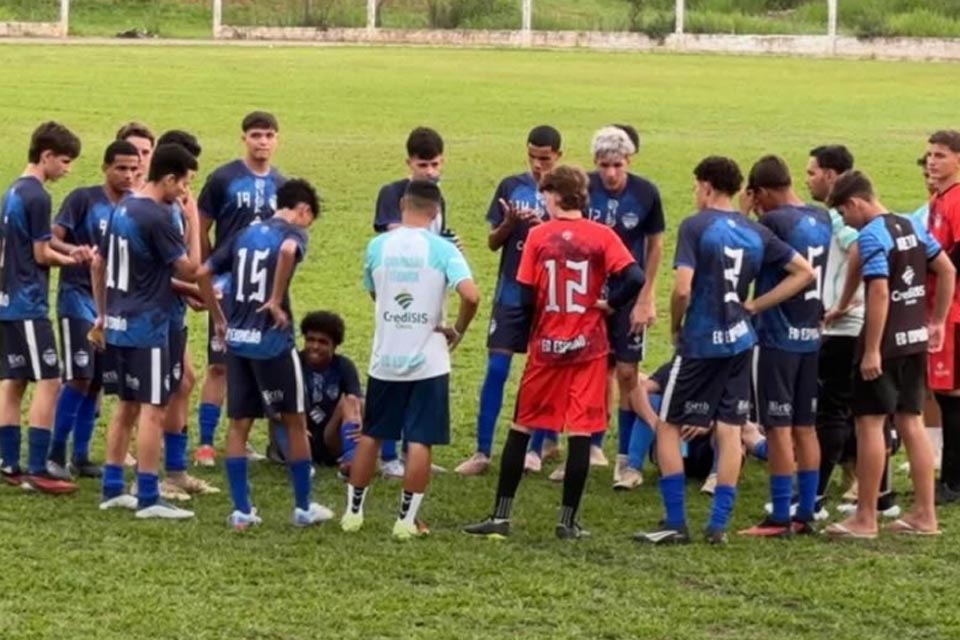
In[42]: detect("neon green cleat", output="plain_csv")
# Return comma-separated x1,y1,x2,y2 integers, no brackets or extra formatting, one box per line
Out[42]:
340,511,364,532
392,518,423,541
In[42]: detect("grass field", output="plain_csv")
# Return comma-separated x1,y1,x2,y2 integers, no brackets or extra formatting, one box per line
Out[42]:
0,44,959,640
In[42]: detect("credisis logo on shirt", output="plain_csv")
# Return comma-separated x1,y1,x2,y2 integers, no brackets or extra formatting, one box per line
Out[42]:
383,291,429,325
395,292,414,309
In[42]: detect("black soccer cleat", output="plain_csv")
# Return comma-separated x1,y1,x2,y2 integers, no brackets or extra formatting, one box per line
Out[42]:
633,524,691,545
704,527,728,545
69,458,103,479
463,517,511,538
555,522,591,540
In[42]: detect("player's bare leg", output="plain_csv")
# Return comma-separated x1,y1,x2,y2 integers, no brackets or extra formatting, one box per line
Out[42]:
828,414,885,538
891,413,938,533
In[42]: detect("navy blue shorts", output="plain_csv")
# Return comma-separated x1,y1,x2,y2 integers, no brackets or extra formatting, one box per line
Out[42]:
58,317,100,383
226,349,304,419
486,303,530,353
659,351,752,427
112,344,171,406
607,298,645,364
168,326,188,395
364,375,450,446
101,346,119,396
751,346,819,428
0,319,60,381
207,315,227,367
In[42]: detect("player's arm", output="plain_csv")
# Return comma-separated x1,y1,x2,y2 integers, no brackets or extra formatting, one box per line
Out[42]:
50,225,86,261
487,184,523,251
860,277,888,380
929,250,956,323
630,378,660,428
670,266,694,345
746,252,815,315
607,262,645,311
182,191,202,266
199,214,214,261
629,232,662,330
33,239,78,267
196,261,227,333
446,278,480,350
91,251,107,324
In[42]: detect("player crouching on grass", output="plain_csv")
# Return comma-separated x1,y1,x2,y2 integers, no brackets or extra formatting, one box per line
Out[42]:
463,165,643,540
198,178,334,530
341,180,479,540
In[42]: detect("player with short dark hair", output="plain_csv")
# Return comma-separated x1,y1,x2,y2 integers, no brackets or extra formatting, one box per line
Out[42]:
115,121,155,191
464,165,643,540
0,122,83,494
194,111,285,468
44,140,140,480
635,156,814,545
93,143,200,519
824,170,954,538
455,125,562,476
737,155,832,538
199,178,332,530
343,180,478,540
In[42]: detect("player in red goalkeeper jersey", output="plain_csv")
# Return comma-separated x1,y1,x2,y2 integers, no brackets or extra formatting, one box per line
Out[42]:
463,165,643,540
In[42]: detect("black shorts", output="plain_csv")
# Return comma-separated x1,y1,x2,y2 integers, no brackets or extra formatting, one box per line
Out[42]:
852,352,926,417
101,346,119,396
486,303,530,353
0,319,60,381
816,335,856,432
58,317,100,383
364,374,450,446
607,299,645,364
168,326,188,395
113,344,171,406
752,346,819,428
226,349,304,419
207,315,227,367
659,351,752,427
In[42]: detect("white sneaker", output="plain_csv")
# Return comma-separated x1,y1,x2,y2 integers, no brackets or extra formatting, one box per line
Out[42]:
293,502,335,527
700,473,718,496
227,508,262,530
524,451,542,474
589,445,609,467
613,466,643,491
549,467,565,483
246,442,266,462
381,459,405,479
99,494,138,510
45,460,73,481
135,499,195,520
613,454,627,484
836,502,902,519
455,453,491,476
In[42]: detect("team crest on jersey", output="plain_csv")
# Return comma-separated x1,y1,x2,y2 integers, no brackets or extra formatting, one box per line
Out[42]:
74,350,90,369
326,384,339,400
125,374,140,391
621,211,640,230
561,230,573,242
42,348,57,367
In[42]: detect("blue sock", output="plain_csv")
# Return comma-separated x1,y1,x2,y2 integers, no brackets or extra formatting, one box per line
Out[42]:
796,469,819,522
164,431,188,473
0,425,21,470
529,430,547,456
101,464,125,499
274,422,290,459
659,473,686,529
753,439,768,461
288,459,312,511
198,402,221,447
617,408,635,456
72,395,98,461
381,439,398,463
51,385,84,464
137,472,159,509
770,474,793,524
628,417,656,471
708,485,737,532
225,456,251,513
477,353,511,457
591,431,606,448
340,421,359,463
27,427,51,475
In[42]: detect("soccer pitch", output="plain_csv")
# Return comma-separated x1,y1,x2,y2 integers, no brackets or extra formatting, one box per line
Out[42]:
0,44,958,639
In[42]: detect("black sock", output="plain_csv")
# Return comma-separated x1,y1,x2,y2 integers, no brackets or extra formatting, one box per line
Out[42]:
879,453,892,495
816,426,851,497
560,436,591,527
936,394,960,489
493,430,530,520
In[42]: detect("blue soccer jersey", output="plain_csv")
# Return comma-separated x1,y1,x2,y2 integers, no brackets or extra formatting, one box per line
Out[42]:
374,178,447,235
0,176,53,321
304,353,363,431
674,208,795,359
587,172,666,265
859,213,941,359
55,185,121,323
102,196,186,348
168,203,188,333
487,173,547,307
198,159,286,250
754,204,832,353
207,217,307,360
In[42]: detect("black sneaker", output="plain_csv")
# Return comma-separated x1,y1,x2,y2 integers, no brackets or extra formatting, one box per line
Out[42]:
555,522,590,540
791,518,817,536
69,458,103,479
935,484,960,506
1,464,24,487
737,517,793,538
633,524,691,545
704,527,728,545
463,517,511,538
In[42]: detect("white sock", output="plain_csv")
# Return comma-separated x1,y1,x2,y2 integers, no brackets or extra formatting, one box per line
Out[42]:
927,427,943,452
399,490,424,526
347,483,368,516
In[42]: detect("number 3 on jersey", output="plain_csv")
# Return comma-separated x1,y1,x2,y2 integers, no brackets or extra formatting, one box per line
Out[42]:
235,247,269,303
544,259,588,313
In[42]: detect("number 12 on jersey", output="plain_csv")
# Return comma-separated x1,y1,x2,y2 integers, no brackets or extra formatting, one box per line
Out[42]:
544,259,589,313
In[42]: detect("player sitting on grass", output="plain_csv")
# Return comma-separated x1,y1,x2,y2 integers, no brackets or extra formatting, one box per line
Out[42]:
199,178,333,530
268,311,363,477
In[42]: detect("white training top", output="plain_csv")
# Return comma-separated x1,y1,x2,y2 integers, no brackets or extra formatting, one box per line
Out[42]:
363,226,472,381
823,209,865,338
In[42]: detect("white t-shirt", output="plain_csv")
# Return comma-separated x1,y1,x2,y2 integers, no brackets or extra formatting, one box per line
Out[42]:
364,226,472,381
823,209,864,337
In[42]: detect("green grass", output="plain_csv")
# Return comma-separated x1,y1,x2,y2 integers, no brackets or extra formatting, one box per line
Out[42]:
1,45,960,639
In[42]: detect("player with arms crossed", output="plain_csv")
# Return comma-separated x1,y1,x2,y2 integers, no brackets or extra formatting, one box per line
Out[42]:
824,171,954,538
456,125,562,476
94,144,200,518
737,155,832,537
195,111,285,467
464,165,643,540
342,180,478,539
0,122,83,493
635,157,814,545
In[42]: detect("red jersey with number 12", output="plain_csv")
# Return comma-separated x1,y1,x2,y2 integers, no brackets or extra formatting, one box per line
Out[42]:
516,218,636,366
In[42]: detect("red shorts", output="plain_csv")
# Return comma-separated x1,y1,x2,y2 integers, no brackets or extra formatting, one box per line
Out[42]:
929,322,960,391
514,357,608,434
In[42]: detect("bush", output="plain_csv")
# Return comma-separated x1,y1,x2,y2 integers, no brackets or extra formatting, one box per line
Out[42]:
426,0,513,29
